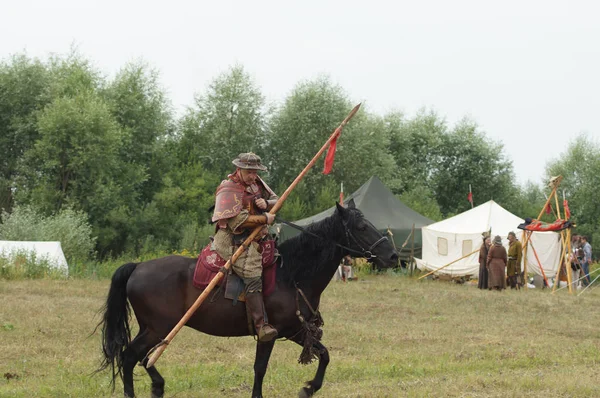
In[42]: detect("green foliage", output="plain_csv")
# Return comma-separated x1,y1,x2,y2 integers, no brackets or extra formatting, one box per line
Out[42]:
0,205,96,265
178,64,267,175
387,109,445,193
0,54,52,212
431,118,517,215
0,250,65,280
102,61,174,204
399,185,443,221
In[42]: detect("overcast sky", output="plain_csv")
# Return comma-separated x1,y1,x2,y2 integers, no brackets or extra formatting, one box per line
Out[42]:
3,0,599,185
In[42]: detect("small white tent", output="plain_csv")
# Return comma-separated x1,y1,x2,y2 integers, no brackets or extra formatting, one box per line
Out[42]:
0,241,69,275
415,200,561,278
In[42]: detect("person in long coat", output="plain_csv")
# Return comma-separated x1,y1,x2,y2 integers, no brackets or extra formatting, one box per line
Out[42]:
478,234,491,289
487,235,507,290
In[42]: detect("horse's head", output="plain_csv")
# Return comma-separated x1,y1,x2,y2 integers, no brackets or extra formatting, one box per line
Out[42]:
335,200,399,269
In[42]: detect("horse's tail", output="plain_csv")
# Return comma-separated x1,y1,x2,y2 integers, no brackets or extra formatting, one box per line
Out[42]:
96,262,138,387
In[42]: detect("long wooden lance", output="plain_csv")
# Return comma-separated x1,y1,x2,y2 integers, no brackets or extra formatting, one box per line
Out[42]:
146,103,361,368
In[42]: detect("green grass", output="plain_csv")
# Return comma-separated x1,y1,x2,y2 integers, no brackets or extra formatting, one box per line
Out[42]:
1,275,599,397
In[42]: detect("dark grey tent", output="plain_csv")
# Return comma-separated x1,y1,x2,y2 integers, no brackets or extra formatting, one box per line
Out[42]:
277,176,433,261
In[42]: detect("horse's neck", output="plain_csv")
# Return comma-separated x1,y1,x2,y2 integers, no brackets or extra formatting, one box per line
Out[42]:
302,247,345,297
287,217,348,296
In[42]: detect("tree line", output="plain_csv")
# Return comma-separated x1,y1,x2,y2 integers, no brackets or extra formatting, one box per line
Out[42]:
0,51,597,262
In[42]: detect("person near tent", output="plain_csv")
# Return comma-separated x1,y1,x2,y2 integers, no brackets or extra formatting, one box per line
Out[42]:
506,231,523,289
478,233,491,289
339,255,353,282
570,235,583,288
581,236,592,286
487,235,507,290
211,152,278,342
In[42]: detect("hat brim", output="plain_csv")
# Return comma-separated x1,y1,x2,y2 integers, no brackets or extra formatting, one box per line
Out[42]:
232,159,267,171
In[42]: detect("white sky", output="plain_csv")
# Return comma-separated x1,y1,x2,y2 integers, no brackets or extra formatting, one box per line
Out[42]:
3,0,599,185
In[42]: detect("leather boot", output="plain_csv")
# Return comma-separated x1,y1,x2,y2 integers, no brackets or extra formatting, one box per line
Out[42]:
245,292,278,342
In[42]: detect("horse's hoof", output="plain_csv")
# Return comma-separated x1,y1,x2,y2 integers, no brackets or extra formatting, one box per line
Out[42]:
298,386,312,398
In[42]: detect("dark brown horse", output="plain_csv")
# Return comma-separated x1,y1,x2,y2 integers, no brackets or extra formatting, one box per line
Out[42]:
98,201,398,397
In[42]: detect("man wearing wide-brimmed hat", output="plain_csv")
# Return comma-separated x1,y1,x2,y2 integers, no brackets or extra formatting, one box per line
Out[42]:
211,152,279,342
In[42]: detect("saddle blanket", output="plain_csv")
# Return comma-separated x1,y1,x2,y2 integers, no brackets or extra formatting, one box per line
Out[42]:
192,240,277,298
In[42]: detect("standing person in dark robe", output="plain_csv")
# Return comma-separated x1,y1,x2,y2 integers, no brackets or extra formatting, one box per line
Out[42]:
478,233,491,289
487,235,507,290
507,231,523,289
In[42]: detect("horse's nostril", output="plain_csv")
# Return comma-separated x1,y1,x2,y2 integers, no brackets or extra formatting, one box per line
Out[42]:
391,253,399,262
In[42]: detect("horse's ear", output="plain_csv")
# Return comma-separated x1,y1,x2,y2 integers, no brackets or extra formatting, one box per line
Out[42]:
347,198,356,209
335,202,346,216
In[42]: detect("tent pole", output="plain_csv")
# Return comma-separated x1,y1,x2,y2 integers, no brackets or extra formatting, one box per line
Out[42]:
387,228,399,269
552,230,569,294
418,249,479,280
410,223,415,276
528,239,549,288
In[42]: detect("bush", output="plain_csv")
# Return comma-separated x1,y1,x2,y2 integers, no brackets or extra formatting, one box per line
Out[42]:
0,250,66,280
0,205,96,265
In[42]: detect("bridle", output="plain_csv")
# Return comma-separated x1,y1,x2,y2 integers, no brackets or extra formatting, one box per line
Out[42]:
276,216,388,260
341,219,388,260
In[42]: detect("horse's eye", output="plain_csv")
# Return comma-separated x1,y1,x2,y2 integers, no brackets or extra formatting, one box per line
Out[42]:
357,223,367,231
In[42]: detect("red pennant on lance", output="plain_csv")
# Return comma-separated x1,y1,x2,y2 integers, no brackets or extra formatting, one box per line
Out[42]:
545,203,552,215
323,127,341,175
467,191,473,204
564,199,571,219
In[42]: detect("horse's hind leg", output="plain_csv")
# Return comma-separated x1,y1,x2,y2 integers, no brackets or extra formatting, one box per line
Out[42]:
251,339,276,398
144,365,165,398
122,328,165,398
293,340,329,398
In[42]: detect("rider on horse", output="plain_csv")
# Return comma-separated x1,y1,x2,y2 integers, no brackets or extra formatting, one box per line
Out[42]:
211,152,278,342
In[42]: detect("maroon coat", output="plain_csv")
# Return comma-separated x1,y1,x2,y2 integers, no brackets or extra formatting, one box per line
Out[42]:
487,244,507,289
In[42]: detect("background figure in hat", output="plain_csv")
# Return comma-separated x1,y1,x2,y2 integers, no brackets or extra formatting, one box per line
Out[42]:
211,152,279,342
487,235,507,290
478,233,491,289
507,231,523,289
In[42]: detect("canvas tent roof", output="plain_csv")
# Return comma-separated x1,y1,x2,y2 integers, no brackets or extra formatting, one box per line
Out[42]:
415,200,561,278
277,176,433,260
0,241,69,275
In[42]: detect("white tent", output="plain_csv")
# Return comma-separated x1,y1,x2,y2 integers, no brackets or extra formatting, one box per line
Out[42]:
415,200,562,278
0,241,69,275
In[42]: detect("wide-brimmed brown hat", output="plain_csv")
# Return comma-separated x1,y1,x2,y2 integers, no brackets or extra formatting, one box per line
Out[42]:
232,152,267,171
493,235,502,245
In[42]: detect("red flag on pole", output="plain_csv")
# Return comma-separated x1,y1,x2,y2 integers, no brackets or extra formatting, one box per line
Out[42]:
467,185,473,208
545,203,552,215
563,200,571,219
340,182,344,205
323,128,341,174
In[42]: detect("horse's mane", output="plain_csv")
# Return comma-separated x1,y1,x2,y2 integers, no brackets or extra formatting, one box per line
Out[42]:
276,208,360,285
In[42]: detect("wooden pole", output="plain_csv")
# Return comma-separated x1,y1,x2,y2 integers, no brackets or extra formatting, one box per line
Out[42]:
552,231,569,294
387,228,399,268
527,239,549,288
565,228,573,293
410,223,415,276
418,249,479,280
146,103,362,368
522,230,528,290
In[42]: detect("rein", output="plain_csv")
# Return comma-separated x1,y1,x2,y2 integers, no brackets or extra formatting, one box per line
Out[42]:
276,217,387,260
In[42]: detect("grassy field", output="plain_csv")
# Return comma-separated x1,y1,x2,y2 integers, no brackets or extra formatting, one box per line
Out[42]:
1,275,599,397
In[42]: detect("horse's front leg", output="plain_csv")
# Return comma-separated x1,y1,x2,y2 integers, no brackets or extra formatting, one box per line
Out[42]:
251,339,276,398
295,340,329,397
